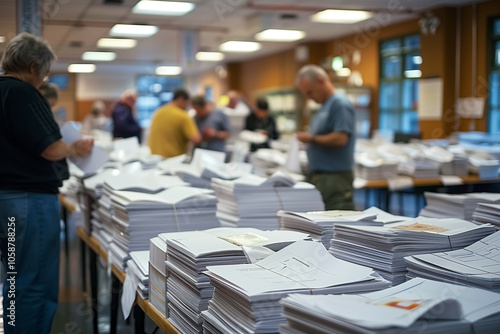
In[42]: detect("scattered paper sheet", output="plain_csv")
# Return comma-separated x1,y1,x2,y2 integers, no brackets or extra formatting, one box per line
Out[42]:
60,122,109,174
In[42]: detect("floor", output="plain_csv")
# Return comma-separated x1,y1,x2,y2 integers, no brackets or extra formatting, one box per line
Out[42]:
50,212,163,334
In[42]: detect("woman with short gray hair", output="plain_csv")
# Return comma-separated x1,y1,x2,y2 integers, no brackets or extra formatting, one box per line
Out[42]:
0,32,93,334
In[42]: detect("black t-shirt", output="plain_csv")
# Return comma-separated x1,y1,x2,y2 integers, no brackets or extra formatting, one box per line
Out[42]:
0,76,68,193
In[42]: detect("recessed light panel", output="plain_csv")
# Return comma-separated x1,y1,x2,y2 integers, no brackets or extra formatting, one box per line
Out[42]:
132,1,195,16
311,9,372,24
97,38,137,49
110,24,158,38
255,29,305,42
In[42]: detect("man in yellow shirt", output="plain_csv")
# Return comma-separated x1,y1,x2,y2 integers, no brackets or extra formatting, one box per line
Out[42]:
148,89,201,158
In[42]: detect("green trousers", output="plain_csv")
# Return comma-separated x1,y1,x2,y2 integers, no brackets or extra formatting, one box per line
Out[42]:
309,171,354,210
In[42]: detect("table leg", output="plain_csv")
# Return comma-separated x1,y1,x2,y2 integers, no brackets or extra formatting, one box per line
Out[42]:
110,271,122,334
134,303,145,334
80,239,87,293
89,249,99,334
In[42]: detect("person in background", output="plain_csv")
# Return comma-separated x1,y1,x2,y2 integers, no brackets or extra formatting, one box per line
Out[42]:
82,100,111,133
295,64,356,210
0,32,93,334
148,88,201,158
222,90,251,144
39,82,64,127
192,95,231,153
244,98,280,151
111,89,142,143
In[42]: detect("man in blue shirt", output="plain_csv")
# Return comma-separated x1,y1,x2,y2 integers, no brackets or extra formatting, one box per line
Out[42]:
192,95,231,153
296,65,356,210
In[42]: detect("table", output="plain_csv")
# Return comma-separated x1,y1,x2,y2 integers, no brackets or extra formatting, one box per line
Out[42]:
110,264,180,334
359,174,500,215
77,226,180,334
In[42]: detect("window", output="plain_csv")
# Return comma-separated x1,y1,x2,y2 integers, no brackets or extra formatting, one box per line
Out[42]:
488,17,500,133
379,34,421,133
135,76,184,127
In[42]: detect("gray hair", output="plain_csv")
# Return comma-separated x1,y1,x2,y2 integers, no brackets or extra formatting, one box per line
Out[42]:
295,64,329,86
39,82,59,100
1,32,56,77
121,89,137,101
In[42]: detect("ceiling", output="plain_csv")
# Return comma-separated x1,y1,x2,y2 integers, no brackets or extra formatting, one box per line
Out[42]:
0,0,483,76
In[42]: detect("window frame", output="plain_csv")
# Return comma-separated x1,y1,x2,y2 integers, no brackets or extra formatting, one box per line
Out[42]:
378,34,421,134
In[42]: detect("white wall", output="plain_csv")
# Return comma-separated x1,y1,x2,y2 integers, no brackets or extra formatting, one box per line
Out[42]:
76,72,136,100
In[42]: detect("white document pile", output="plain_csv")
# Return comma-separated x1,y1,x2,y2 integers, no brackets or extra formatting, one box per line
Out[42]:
164,149,252,189
329,217,497,285
121,250,149,319
201,240,390,334
149,237,168,317
420,192,500,221
107,186,219,270
280,277,500,334
405,231,500,292
473,203,500,229
212,170,324,230
165,228,310,334
277,207,408,249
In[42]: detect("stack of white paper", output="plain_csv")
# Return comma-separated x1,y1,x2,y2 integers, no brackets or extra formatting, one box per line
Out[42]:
149,237,168,317
440,154,469,176
280,277,500,334
473,203,500,229
398,158,440,179
405,231,500,292
121,250,150,319
278,207,408,249
212,171,324,230
355,152,399,180
420,192,500,221
201,240,390,334
468,154,500,180
108,187,219,270
329,217,496,285
248,149,287,177
165,228,309,334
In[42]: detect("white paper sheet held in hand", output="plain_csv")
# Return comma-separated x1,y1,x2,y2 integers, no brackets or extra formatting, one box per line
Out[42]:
60,121,109,174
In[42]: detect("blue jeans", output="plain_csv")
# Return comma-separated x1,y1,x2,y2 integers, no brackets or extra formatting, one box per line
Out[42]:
0,191,60,334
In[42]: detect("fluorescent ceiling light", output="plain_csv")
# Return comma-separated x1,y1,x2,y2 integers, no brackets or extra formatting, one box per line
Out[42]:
255,29,305,42
404,70,422,78
195,51,225,61
132,0,195,16
110,24,158,38
156,66,182,75
97,38,137,49
337,68,352,77
0,36,5,43
82,51,116,61
311,9,373,24
68,64,96,73
219,41,261,53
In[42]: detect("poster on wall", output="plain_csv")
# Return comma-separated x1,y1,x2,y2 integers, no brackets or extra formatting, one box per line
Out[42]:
418,78,443,120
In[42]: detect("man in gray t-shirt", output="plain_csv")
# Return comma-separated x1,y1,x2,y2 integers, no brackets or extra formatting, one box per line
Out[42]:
295,65,356,210
192,95,231,153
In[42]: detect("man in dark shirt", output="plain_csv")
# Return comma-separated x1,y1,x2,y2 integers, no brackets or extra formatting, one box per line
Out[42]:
244,98,280,151
111,89,142,143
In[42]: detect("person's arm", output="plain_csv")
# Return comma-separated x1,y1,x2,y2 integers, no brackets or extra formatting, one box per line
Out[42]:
41,139,94,161
296,131,349,147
